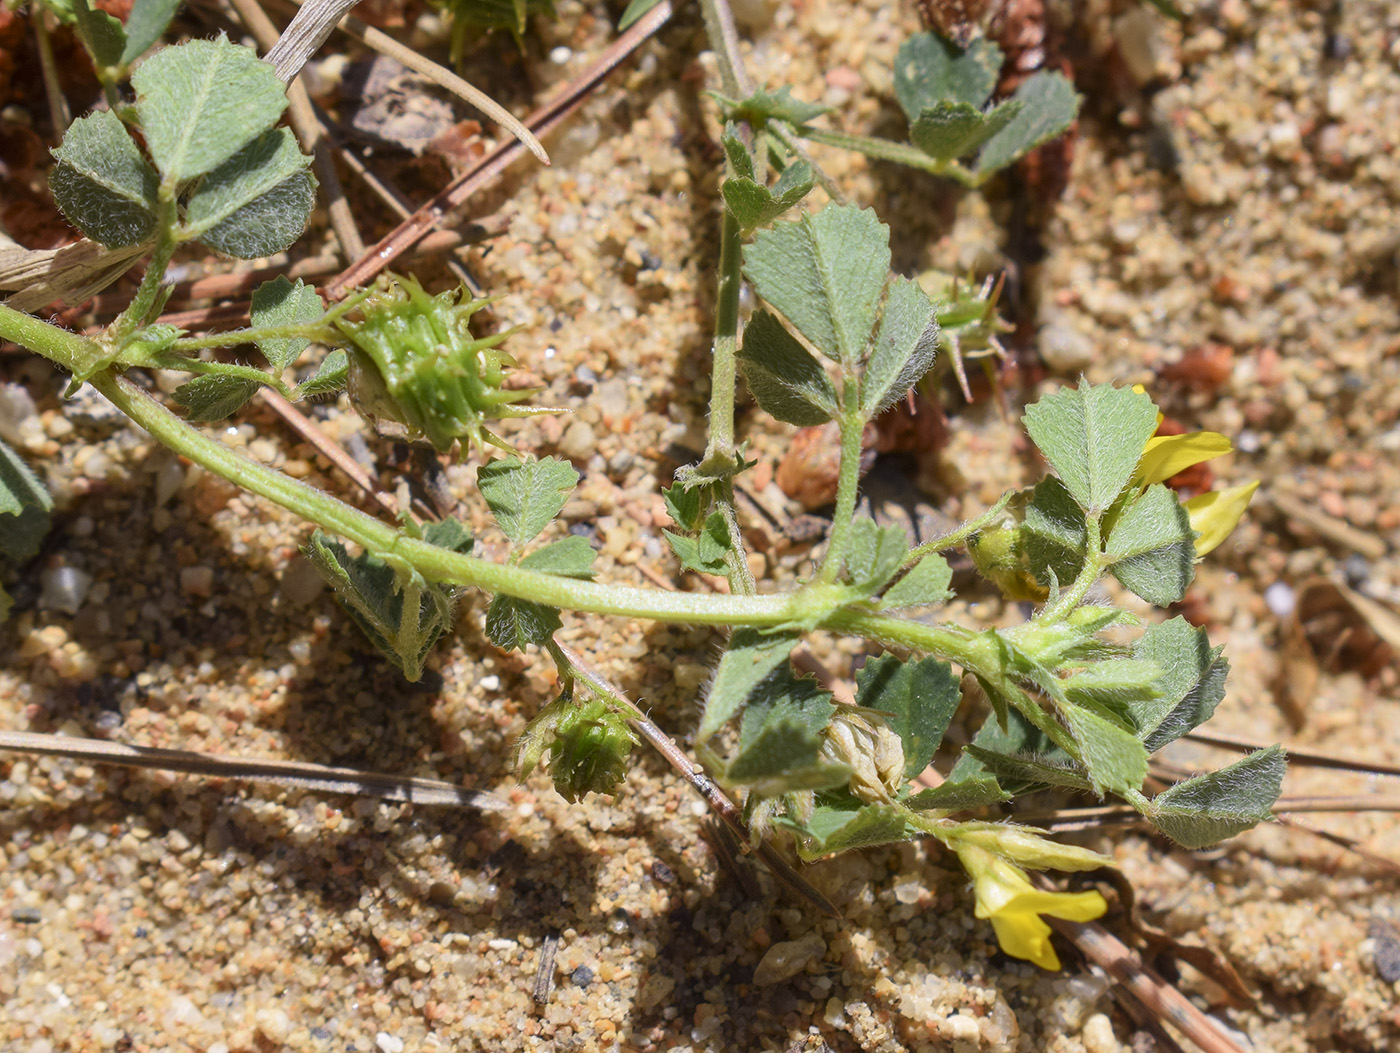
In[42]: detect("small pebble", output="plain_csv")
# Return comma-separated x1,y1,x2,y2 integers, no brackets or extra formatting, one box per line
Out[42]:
375,1033,405,1053
558,420,597,463
549,46,572,65
570,965,594,988
1369,919,1400,983
180,566,215,598
753,932,825,985
12,906,42,924
40,566,93,615
1264,581,1296,619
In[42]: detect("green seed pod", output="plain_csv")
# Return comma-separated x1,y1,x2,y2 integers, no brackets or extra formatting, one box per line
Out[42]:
335,274,555,452
517,696,637,803
968,523,1048,603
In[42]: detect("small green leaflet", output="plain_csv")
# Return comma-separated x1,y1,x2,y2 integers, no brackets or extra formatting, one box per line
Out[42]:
1021,477,1088,588
788,797,918,861
737,310,838,426
0,438,54,563
295,350,348,399
1145,746,1285,849
1106,483,1196,606
121,0,183,66
860,276,940,419
72,0,126,69
853,655,961,779
1061,700,1148,797
906,775,1010,811
894,33,1001,118
1022,382,1158,514
485,595,561,651
663,510,731,576
698,628,798,743
133,35,290,183
173,372,262,421
744,204,891,368
910,99,1022,162
1062,659,1162,729
1131,617,1228,753
519,535,597,579
477,456,579,546
250,276,323,373
181,128,316,259
881,552,952,610
712,85,830,128
720,125,755,180
721,162,815,232
845,518,908,594
662,482,703,532
49,109,159,249
726,669,843,796
962,744,1093,792
975,72,1080,176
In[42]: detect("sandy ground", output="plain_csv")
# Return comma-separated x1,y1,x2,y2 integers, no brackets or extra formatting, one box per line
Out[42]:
3,0,1400,1050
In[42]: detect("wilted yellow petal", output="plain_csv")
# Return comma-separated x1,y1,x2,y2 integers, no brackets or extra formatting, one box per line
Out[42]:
1136,432,1233,486
1185,481,1260,556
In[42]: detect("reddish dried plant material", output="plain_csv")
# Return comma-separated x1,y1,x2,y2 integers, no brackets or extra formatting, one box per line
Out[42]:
428,120,488,172
776,421,878,511
354,0,423,29
872,392,947,455
1157,344,1235,393
1150,417,1215,498
0,6,24,104
0,124,77,248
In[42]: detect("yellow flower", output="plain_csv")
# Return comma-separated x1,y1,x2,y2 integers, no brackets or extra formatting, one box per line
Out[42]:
1135,431,1233,487
956,845,1107,970
1184,481,1261,556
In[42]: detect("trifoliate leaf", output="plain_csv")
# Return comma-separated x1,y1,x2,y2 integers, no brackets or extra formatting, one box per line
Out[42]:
738,309,839,426
698,628,798,743
722,161,815,232
1132,617,1228,753
664,510,732,576
295,350,348,399
477,456,579,546
49,109,159,249
744,203,891,367
519,535,597,579
485,594,561,651
121,0,183,66
713,85,830,128
909,99,1022,161
860,275,939,418
854,654,961,779
182,128,316,259
662,482,704,532
1021,477,1088,588
0,438,53,562
250,276,323,373
72,0,126,69
1022,382,1158,513
846,518,909,594
172,372,262,421
975,71,1080,176
306,532,456,680
133,35,290,182
789,797,918,861
893,32,1001,120
906,775,1011,811
1061,700,1149,797
1106,483,1196,606
881,552,953,610
1146,746,1285,849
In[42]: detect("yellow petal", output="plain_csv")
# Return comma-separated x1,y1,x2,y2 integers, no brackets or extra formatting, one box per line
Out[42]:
1185,481,1260,556
989,910,1060,970
1136,432,1233,486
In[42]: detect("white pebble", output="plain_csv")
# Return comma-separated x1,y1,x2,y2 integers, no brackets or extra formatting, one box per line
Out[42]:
40,566,93,615
1081,1012,1120,1053
376,1033,405,1053
480,675,501,691
1264,581,1296,619
549,46,572,65
753,932,825,985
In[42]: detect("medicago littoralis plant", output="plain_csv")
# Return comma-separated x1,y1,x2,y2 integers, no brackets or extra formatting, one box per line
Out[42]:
0,3,1280,972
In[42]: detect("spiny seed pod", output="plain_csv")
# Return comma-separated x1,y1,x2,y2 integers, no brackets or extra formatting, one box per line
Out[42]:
335,274,555,452
517,696,637,803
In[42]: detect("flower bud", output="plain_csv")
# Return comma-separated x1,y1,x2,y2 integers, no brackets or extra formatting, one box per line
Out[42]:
819,709,906,805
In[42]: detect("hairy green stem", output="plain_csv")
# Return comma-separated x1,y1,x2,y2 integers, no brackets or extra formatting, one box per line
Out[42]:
166,322,341,355
904,490,1015,566
1038,514,1103,622
108,190,179,347
800,129,981,188
816,396,867,584
705,210,743,460
698,0,751,98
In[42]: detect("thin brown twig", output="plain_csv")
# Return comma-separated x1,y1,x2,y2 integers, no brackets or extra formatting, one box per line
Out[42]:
1184,728,1400,780
1273,813,1400,875
325,0,675,299
0,730,506,810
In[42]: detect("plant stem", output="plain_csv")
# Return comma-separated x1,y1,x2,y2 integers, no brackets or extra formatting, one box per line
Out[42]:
1038,513,1103,622
0,305,106,378
816,398,867,584
904,490,1015,565
167,322,341,355
800,128,980,188
705,210,743,460
108,189,179,348
698,0,751,98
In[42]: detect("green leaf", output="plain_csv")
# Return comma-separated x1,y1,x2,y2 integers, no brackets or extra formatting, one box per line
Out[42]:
662,482,704,532
49,109,159,249
477,456,579,546
121,0,183,66
976,71,1080,176
1021,477,1088,588
909,99,1022,161
1061,700,1149,797
250,276,323,373
727,669,842,794
845,518,908,593
790,798,918,861
854,654,961,779
893,33,1002,119
906,775,1011,811
519,535,597,579
72,0,126,69
713,85,830,128
1062,659,1163,728
950,705,1060,790
421,515,473,554
485,595,561,651
1146,746,1285,849
1132,617,1228,753
295,350,348,399
133,35,289,182
172,372,262,421
618,0,663,29
664,510,732,576
963,744,1093,792
860,275,939,418
721,162,815,231
1106,483,1196,606
737,309,838,426
306,532,456,680
0,438,54,562
720,124,755,180
182,128,316,259
1022,382,1158,514
744,203,891,367
881,553,952,610
698,628,798,743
